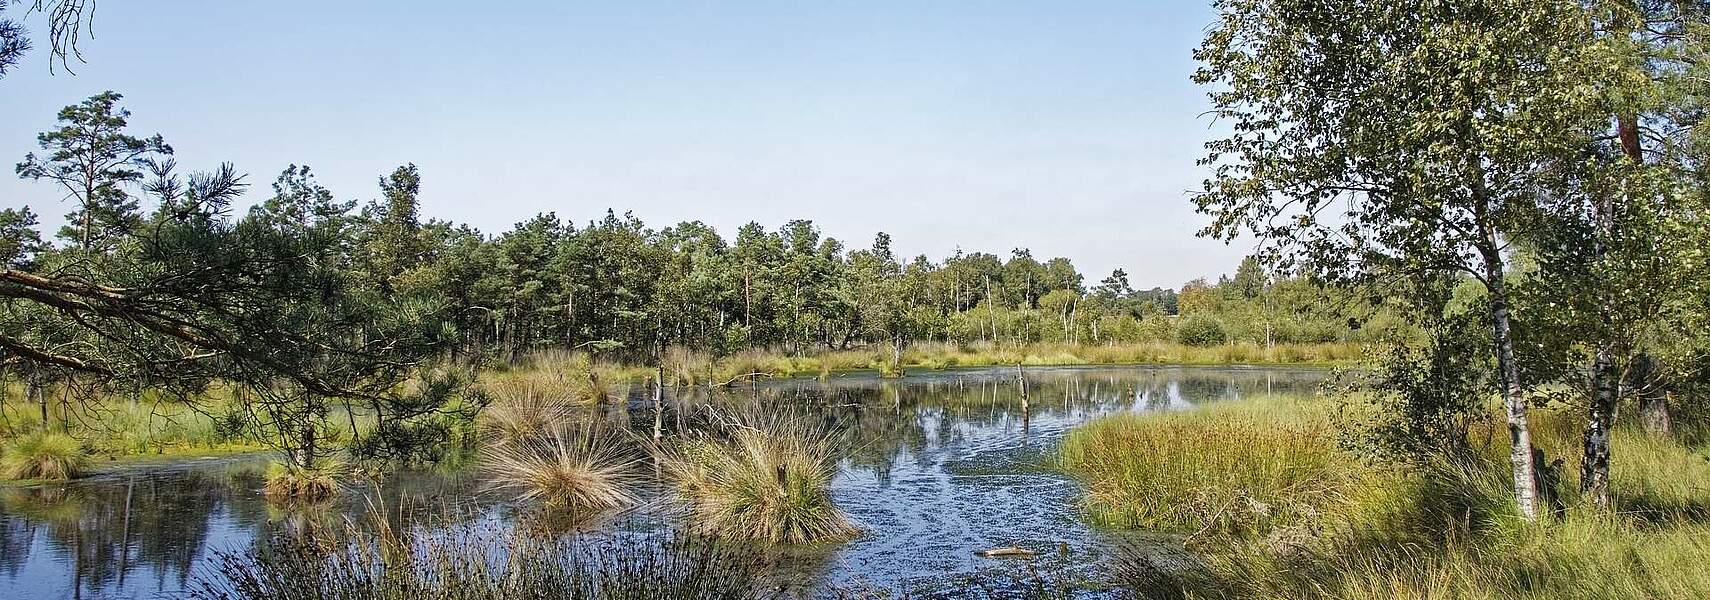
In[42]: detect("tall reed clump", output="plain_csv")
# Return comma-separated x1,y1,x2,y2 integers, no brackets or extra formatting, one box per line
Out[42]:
189,524,784,600
482,426,642,514
490,350,632,404
1059,396,1358,535
0,431,89,480
656,413,860,544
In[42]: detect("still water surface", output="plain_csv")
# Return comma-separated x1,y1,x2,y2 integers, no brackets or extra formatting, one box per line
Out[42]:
0,365,1328,599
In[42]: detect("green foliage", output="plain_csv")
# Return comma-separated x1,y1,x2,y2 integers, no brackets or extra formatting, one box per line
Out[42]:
1175,315,1230,347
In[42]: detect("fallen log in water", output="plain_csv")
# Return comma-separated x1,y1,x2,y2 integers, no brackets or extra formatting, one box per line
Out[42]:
974,545,1038,558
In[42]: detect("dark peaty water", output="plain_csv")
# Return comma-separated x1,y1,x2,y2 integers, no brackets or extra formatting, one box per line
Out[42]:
0,365,1328,599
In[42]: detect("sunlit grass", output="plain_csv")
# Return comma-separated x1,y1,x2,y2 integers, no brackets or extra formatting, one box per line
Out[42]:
1068,394,1710,599
0,431,89,480
481,426,641,514
656,412,860,544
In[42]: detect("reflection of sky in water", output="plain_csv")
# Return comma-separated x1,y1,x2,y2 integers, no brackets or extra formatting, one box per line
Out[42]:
0,365,1326,598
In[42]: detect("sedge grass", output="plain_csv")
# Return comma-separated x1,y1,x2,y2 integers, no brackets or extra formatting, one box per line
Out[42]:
1066,395,1710,599
1058,395,1357,535
263,459,348,505
656,412,860,544
0,431,90,480
189,522,782,600
481,426,641,514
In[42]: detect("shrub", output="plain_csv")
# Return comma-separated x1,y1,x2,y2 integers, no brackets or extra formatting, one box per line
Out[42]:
1176,315,1230,347
0,431,89,480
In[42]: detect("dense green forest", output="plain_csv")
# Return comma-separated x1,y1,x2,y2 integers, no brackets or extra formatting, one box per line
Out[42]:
1,93,1380,370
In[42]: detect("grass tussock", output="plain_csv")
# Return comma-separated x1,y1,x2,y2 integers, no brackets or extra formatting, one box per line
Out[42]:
263,459,347,505
0,431,90,480
477,382,576,445
482,426,641,514
485,350,637,404
656,413,860,544
1066,396,1710,600
1059,396,1357,535
189,524,783,600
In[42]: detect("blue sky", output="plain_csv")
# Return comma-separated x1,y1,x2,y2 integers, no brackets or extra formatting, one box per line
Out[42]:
0,1,1250,289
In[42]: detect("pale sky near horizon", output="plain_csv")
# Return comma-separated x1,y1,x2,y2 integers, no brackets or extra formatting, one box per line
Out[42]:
0,1,1257,290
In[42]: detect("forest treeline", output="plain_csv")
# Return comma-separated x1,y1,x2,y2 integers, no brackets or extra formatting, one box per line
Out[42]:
4,95,1377,371
0,91,1373,470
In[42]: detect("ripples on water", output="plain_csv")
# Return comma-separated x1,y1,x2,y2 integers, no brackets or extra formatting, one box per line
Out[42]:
0,365,1327,598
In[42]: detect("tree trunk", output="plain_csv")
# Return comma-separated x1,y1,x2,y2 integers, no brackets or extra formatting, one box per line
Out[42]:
1486,263,1541,521
1580,346,1617,508
1632,353,1672,437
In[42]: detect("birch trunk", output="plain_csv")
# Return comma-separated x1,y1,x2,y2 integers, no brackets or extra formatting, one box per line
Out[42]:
1486,260,1541,521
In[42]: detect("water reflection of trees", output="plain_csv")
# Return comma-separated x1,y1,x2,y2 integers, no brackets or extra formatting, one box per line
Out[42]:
0,467,268,598
616,366,1325,485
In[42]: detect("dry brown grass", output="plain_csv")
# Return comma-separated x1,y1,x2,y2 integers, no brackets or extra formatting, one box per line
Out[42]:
482,426,642,514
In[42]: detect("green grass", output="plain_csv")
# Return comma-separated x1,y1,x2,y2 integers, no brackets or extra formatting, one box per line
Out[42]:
1059,396,1361,535
0,431,90,480
1063,396,1710,599
657,341,1361,386
656,412,860,544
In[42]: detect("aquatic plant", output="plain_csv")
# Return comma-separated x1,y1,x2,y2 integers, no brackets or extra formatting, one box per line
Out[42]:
263,459,347,504
478,382,576,445
189,524,783,600
1059,396,1355,535
481,426,641,513
656,412,860,544
0,431,89,480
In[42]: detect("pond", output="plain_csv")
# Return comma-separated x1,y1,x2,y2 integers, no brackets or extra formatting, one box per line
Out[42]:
0,365,1329,599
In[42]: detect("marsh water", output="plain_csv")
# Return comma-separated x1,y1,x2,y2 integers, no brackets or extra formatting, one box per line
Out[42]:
0,365,1328,599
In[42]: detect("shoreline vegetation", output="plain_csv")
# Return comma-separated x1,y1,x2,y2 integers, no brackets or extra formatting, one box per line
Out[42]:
1060,396,1710,599
0,341,1357,474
